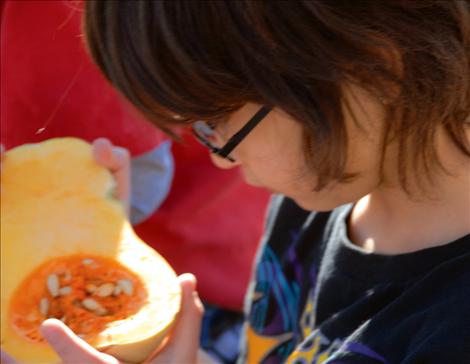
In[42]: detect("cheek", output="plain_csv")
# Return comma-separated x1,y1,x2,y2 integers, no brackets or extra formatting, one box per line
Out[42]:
242,155,316,193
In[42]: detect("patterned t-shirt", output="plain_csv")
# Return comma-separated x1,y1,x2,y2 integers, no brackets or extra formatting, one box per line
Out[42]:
238,195,470,364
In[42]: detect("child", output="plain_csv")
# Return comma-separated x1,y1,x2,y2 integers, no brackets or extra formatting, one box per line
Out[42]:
6,1,470,363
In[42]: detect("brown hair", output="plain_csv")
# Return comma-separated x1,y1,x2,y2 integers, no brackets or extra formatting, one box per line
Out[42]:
84,0,470,191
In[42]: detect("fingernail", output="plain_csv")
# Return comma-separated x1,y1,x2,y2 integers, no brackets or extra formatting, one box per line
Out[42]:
179,273,196,282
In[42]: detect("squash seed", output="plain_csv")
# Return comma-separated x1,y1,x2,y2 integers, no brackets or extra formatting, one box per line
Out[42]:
112,285,122,296
117,279,134,296
39,298,49,316
59,286,72,296
82,258,94,265
81,298,102,311
95,283,115,297
47,274,60,297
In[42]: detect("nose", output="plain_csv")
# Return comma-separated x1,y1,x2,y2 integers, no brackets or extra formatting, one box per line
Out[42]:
209,153,240,169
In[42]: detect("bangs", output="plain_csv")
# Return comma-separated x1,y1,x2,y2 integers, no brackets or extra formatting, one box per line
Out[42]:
84,1,265,129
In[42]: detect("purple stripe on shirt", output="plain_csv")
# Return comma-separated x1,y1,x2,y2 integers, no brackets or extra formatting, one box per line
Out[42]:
343,342,389,364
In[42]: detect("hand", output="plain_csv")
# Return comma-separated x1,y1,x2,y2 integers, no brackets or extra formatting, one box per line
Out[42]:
1,350,18,364
92,138,131,217
0,274,203,364
143,274,204,364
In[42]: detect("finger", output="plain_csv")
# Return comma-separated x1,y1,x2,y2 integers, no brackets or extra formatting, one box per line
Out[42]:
40,319,119,364
146,273,204,364
1,350,19,364
92,138,131,215
170,273,205,348
92,138,129,173
92,138,113,167
178,273,205,317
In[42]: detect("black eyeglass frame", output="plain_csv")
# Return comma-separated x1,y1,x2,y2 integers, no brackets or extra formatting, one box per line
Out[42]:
192,105,272,162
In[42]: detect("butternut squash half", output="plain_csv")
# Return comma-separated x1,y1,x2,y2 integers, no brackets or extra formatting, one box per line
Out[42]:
0,138,181,363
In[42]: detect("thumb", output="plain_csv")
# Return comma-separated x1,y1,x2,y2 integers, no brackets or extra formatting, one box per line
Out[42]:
1,349,19,364
146,273,204,364
173,273,204,341
40,319,119,364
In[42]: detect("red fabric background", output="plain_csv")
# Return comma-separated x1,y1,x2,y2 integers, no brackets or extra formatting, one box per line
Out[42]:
1,0,270,310
0,0,163,153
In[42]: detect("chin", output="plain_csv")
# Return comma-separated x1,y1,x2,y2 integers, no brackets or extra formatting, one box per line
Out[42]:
244,177,267,189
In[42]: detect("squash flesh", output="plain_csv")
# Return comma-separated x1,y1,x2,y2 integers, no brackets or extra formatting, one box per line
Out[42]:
9,254,147,343
1,138,181,363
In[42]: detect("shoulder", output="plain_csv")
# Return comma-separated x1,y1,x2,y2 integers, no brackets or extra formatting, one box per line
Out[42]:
377,248,470,363
408,250,470,357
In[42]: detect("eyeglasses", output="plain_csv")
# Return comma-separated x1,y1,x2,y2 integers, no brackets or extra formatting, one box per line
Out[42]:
192,105,272,162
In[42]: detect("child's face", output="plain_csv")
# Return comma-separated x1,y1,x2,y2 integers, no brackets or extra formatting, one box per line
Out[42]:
208,85,388,211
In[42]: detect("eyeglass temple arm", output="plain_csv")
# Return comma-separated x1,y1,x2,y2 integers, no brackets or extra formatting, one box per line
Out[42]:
218,105,273,158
